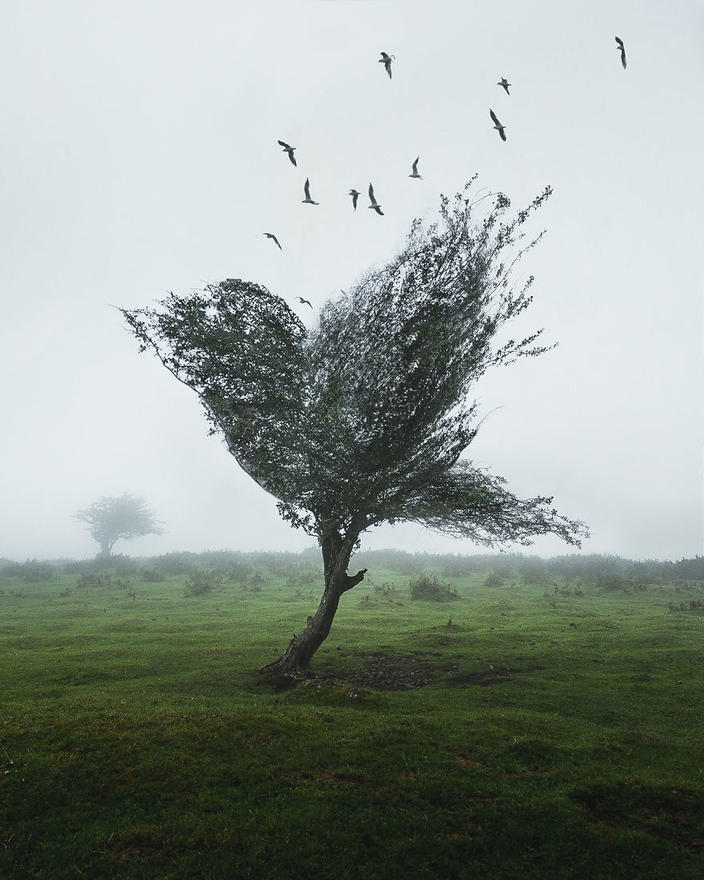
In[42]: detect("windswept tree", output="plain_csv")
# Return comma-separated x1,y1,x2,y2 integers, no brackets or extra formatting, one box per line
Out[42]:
122,181,587,678
76,493,163,558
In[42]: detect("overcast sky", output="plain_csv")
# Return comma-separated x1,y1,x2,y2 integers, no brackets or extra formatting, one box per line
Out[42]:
1,0,702,562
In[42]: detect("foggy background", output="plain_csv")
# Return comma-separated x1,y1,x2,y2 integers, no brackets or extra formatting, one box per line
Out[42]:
1,0,702,562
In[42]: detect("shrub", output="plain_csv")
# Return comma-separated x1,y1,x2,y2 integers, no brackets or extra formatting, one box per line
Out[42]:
410,575,459,602
92,554,137,573
668,599,703,612
520,560,548,585
264,556,299,577
60,560,84,574
286,567,321,588
152,552,197,575
358,592,402,609
184,570,222,596
374,582,400,597
112,577,134,590
594,573,634,592
223,561,253,582
484,572,505,588
141,567,167,583
0,560,55,582
76,571,113,588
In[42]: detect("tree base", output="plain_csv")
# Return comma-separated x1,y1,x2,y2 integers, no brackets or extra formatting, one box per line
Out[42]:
258,563,368,681
258,636,311,681
258,659,309,681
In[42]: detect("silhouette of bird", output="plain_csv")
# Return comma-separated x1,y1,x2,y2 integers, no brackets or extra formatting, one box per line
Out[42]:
615,36,627,69
277,140,297,166
379,51,394,79
368,183,384,215
409,157,422,179
302,178,319,205
498,77,511,95
349,188,360,210
263,233,282,250
490,109,507,141
296,297,313,309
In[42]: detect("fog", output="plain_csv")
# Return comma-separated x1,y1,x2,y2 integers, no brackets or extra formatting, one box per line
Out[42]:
1,0,702,562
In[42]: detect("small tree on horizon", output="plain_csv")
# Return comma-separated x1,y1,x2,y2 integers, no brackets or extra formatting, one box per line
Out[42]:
75,493,163,558
121,180,588,678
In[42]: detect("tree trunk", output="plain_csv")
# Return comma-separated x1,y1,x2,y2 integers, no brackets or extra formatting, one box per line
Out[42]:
259,529,367,679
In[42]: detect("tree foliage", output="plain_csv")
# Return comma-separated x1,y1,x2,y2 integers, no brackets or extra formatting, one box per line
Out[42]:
121,181,588,673
123,181,585,549
75,494,163,557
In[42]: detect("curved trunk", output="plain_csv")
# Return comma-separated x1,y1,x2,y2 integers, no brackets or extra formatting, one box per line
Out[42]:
259,529,367,679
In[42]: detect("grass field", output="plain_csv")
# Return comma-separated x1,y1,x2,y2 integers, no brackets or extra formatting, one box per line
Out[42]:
1,553,703,879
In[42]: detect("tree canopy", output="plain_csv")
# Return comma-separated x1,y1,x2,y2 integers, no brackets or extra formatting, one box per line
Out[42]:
75,494,163,558
122,181,587,675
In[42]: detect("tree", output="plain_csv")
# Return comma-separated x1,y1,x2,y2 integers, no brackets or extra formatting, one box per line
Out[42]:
75,494,163,558
121,180,588,678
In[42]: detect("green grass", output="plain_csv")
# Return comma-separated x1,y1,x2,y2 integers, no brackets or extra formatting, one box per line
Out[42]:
1,563,703,879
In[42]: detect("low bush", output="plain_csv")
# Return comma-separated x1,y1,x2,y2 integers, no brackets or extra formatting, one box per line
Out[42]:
409,575,459,602
59,560,84,574
141,567,167,583
668,599,703,612
76,572,113,588
184,570,223,596
91,554,137,573
594,573,633,591
242,582,263,593
374,582,400,597
0,560,55,582
151,552,197,575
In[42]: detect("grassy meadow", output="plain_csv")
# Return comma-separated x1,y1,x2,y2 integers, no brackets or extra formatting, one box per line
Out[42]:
1,551,703,879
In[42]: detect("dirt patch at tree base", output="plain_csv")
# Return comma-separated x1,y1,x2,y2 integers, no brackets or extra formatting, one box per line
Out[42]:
299,654,545,692
301,651,439,691
345,651,436,690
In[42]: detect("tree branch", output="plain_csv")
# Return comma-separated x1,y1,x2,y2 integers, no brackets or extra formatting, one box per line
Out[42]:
341,568,368,593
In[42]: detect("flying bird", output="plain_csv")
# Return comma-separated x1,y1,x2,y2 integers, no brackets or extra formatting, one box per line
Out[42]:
615,36,627,69
302,178,319,205
408,157,422,179
368,183,384,215
379,51,394,79
348,188,360,210
277,140,297,166
490,109,507,141
296,297,313,309
498,77,511,95
263,232,282,250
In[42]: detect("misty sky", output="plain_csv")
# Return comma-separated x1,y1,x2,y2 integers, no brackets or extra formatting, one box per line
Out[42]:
1,0,702,562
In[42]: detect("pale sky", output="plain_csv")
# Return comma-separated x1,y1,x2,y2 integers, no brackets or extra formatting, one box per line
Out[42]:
1,0,702,562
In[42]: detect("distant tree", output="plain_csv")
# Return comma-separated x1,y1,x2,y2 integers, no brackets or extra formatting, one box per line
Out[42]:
75,494,163,558
121,180,588,678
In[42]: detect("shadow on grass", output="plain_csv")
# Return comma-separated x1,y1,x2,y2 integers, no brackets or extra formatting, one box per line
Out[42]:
572,782,704,852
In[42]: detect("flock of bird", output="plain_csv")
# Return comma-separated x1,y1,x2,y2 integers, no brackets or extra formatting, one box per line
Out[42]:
262,39,628,293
